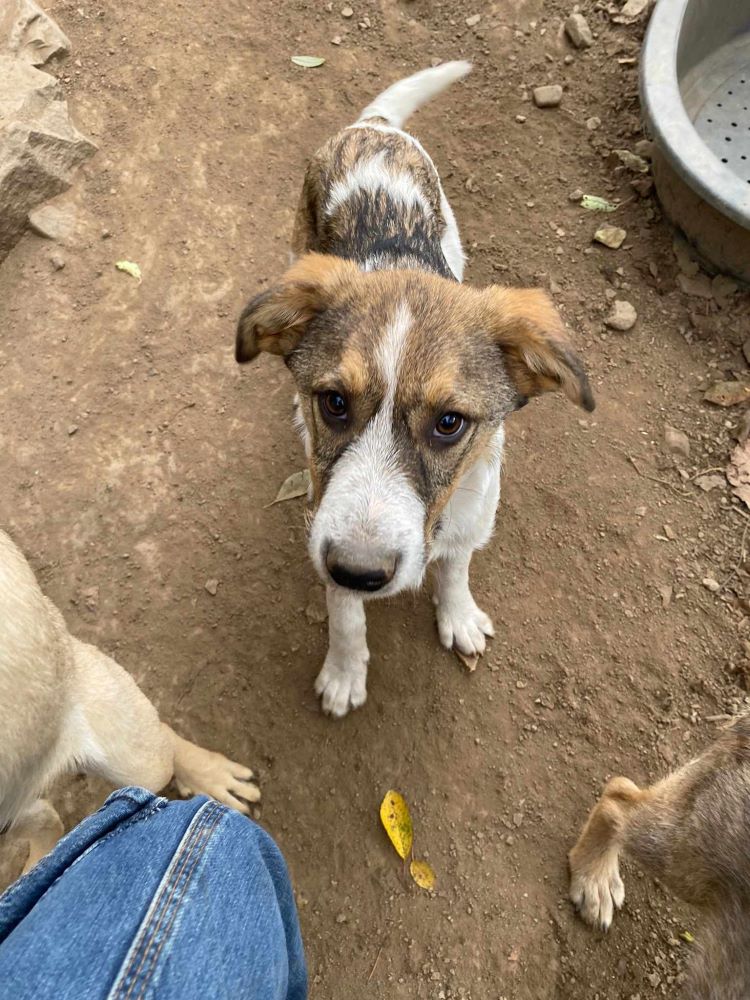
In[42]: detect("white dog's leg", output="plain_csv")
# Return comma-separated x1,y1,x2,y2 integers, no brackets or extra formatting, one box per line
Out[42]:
433,546,494,656
11,799,64,874
315,587,369,718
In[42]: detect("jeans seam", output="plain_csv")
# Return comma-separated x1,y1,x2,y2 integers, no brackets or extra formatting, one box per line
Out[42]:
109,801,225,1000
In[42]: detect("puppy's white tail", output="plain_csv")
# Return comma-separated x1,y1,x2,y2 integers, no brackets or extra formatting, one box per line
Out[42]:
358,61,472,129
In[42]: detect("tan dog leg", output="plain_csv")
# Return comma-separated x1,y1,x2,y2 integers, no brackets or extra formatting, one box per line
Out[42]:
70,638,260,813
568,776,644,931
12,799,65,874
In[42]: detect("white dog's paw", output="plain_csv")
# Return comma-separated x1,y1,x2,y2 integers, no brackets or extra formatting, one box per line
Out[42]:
570,860,625,932
435,597,494,656
174,747,260,815
315,653,368,718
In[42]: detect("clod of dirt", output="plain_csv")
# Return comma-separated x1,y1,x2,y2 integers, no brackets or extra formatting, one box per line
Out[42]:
204,578,219,596
634,139,654,160
564,13,593,49
605,299,637,331
677,272,713,298
594,225,626,249
703,381,750,407
664,424,690,459
465,14,481,27
533,85,562,108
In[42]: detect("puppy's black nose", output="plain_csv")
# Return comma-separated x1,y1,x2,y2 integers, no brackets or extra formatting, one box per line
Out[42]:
325,549,396,592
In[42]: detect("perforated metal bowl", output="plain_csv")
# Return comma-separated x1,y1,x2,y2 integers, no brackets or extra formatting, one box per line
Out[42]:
641,0,750,281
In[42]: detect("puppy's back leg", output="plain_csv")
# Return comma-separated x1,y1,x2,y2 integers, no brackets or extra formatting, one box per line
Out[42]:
68,638,259,813
569,776,645,930
10,799,64,874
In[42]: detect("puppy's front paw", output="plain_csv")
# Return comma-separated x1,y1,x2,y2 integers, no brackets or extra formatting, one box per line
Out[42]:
435,596,494,656
315,652,368,718
569,859,625,932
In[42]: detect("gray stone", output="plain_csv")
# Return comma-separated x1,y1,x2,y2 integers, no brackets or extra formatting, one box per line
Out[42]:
533,84,563,108
0,54,96,262
605,299,637,330
664,424,690,459
0,0,70,66
564,13,593,49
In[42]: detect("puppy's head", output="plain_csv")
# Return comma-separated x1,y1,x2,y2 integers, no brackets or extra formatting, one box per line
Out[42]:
237,253,594,597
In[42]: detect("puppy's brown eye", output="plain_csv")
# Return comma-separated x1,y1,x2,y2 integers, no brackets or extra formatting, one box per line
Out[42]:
319,390,348,424
433,412,466,441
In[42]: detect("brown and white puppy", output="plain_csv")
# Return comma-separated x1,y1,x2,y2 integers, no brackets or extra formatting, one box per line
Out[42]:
236,63,594,717
569,714,750,998
0,529,258,874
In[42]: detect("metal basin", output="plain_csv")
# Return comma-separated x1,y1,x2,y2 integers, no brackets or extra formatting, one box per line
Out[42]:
641,0,750,281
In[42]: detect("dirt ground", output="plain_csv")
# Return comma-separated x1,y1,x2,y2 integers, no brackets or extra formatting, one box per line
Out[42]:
2,0,750,996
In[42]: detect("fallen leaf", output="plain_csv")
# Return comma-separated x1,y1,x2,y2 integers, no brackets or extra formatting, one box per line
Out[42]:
581,194,617,212
680,930,695,943
727,441,750,508
704,381,750,407
115,260,142,282
291,55,326,68
594,226,626,249
455,648,478,672
409,858,436,890
694,474,725,492
380,790,413,860
265,469,311,507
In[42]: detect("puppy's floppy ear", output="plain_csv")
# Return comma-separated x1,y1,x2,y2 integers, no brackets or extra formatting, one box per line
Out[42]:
235,253,357,363
483,287,595,412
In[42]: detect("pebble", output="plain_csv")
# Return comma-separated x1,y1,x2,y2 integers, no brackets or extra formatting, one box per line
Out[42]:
702,577,720,592
341,5,353,16
605,299,637,330
586,116,601,131
568,188,583,202
613,148,650,174
663,424,690,459
331,35,342,44
564,12,593,48
67,424,78,436
50,252,66,270
533,84,562,108
594,225,627,249
677,272,713,298
515,114,527,123
465,13,481,26
204,578,219,596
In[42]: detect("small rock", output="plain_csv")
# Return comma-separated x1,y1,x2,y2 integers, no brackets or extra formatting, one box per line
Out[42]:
634,139,654,160
586,116,601,130
677,273,713,298
605,299,637,331
340,4,353,16
512,812,524,827
613,0,653,22
712,273,738,308
704,380,750,407
594,225,626,249
612,149,650,173
331,35,342,44
647,972,661,989
66,423,78,436
702,577,720,593
50,252,65,270
335,912,348,924
694,474,725,492
664,424,690,458
82,586,99,611
569,188,584,202
564,12,593,48
465,13,481,26
515,114,527,123
533,84,563,108
631,177,654,197
204,578,219,596
658,584,673,608
663,524,676,540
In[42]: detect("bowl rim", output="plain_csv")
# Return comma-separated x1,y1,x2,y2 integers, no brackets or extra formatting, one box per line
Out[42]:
640,0,750,229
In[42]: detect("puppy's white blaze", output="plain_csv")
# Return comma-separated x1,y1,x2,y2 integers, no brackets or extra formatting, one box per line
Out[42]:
325,152,433,219
310,303,426,593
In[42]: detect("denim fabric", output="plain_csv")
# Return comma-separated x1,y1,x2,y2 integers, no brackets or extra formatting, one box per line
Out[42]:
0,788,307,999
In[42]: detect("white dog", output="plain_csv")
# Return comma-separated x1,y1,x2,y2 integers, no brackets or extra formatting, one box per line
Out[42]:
0,529,258,872
236,63,594,717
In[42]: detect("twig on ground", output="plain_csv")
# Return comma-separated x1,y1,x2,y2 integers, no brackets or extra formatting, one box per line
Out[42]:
367,946,383,984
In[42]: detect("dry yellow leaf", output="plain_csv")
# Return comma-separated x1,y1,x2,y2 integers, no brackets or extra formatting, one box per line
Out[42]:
410,858,436,890
379,790,413,860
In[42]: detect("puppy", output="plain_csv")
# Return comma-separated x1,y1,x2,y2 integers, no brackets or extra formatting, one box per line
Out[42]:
569,714,750,998
236,63,594,717
0,529,259,873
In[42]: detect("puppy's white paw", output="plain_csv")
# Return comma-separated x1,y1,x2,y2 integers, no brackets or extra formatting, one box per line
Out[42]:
174,749,260,815
436,597,494,656
570,861,625,932
315,653,368,718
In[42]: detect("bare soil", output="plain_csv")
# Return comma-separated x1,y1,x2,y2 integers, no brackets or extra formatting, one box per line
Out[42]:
2,1,750,997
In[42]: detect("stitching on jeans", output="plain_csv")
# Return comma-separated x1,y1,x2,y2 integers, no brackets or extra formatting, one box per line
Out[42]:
109,801,226,1000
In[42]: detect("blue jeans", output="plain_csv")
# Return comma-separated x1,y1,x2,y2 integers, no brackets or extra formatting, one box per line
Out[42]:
0,788,307,999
